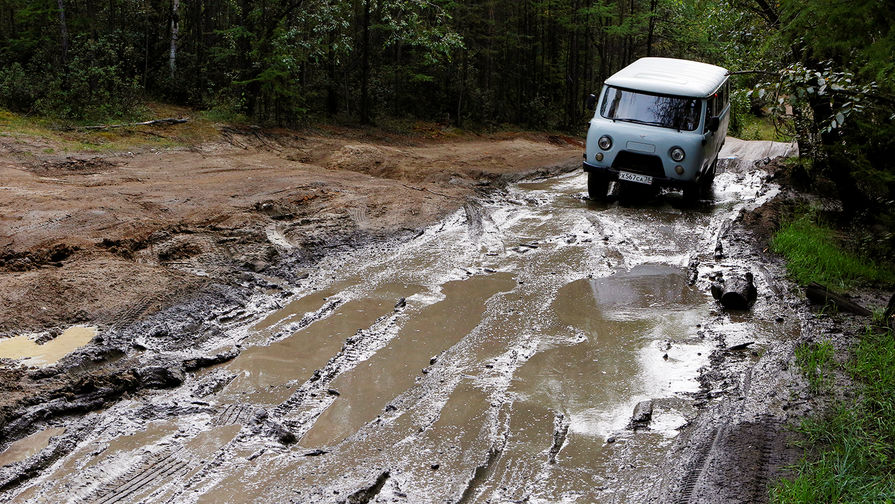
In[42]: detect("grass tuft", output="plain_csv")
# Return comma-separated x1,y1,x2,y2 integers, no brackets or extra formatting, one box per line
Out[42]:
795,340,835,393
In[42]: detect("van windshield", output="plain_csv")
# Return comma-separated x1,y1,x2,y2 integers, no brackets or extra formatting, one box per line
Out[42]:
600,86,701,131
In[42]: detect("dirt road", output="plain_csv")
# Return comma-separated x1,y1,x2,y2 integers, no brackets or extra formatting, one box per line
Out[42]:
0,130,809,503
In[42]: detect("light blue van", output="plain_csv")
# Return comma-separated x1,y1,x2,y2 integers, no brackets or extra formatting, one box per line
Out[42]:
583,57,730,200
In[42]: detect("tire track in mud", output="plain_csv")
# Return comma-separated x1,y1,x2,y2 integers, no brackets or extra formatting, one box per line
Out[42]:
213,404,257,426
92,449,191,504
5,149,802,502
750,416,777,503
676,426,723,504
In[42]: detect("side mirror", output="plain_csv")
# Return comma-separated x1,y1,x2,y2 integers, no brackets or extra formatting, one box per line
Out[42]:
585,93,597,111
708,116,720,133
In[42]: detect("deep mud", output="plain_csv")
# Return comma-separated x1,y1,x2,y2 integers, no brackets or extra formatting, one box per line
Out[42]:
0,132,861,503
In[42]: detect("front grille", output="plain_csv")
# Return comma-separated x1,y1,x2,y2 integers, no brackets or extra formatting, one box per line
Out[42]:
612,151,665,178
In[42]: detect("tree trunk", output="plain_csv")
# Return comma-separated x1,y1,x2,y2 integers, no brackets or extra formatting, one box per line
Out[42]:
57,0,68,62
360,0,371,124
646,0,657,57
712,272,757,310
170,0,180,78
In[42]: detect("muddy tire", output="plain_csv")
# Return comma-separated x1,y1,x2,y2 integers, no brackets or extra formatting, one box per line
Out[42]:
684,162,716,202
587,171,609,200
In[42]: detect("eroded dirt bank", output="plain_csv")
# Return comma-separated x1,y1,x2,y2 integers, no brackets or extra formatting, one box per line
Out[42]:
1,128,582,334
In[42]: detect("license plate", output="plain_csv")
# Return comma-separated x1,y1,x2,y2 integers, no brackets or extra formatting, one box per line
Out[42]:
618,171,653,185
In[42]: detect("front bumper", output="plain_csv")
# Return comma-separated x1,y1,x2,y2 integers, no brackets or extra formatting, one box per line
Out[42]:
583,161,693,189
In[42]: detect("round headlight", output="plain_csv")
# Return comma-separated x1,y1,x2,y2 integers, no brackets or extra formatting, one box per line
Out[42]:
670,147,685,162
598,135,613,150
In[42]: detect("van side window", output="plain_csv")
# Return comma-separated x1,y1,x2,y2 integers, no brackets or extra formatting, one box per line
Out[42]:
705,95,717,131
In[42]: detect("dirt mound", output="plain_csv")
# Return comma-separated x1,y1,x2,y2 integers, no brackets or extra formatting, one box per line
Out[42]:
33,157,118,176
0,129,580,334
0,244,78,272
327,144,400,178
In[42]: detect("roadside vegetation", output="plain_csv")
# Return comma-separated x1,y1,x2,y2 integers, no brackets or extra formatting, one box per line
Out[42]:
774,321,895,503
771,208,895,502
771,214,895,291
0,104,219,153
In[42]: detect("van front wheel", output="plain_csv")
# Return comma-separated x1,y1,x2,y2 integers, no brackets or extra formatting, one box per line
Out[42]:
683,165,715,202
587,171,609,200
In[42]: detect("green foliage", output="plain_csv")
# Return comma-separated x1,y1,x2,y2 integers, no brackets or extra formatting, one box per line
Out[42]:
771,215,895,290
739,0,895,218
795,340,835,393
772,327,895,503
40,37,144,122
734,112,789,141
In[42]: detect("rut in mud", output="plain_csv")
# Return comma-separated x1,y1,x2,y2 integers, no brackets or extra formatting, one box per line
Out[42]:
1,139,801,503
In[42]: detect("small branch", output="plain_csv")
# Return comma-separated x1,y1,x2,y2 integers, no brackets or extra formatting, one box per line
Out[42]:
81,118,189,131
727,70,780,76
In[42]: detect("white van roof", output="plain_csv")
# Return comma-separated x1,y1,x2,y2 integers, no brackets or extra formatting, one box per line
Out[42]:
604,57,728,97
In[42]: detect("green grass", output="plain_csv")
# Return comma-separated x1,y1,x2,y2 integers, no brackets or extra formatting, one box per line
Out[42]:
772,325,895,503
0,104,220,154
771,215,895,290
735,113,793,142
795,340,836,393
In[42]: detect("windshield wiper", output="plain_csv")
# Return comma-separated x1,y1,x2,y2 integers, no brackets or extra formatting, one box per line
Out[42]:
614,118,667,127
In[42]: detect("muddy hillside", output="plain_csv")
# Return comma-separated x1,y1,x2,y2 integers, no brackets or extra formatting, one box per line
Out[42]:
0,131,816,503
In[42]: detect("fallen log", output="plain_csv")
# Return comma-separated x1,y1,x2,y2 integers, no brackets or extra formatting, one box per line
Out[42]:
805,282,872,316
81,117,188,131
713,272,757,310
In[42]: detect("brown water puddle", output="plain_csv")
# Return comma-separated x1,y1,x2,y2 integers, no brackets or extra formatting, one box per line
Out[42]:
480,265,709,501
300,273,516,448
251,283,347,332
197,380,493,503
0,326,96,367
0,427,66,467
220,283,421,404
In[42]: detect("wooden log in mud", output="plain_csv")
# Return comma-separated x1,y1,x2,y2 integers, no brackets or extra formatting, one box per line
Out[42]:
713,272,757,310
805,282,872,316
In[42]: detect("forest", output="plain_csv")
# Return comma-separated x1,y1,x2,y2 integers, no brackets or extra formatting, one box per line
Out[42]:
0,0,892,230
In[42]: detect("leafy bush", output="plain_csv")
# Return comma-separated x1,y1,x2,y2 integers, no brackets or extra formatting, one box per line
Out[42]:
0,62,35,112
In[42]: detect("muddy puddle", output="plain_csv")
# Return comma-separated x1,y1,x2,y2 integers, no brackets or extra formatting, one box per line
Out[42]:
6,163,790,503
0,326,96,367
0,428,66,468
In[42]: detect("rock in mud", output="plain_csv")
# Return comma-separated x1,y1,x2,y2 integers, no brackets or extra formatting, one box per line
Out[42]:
137,366,185,388
631,400,653,428
182,349,239,371
269,422,297,445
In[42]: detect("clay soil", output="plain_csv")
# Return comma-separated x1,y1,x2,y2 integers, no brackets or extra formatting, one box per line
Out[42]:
0,124,582,335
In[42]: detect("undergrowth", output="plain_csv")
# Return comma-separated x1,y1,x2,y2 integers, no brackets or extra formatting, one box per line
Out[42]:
772,324,895,503
771,215,895,290
0,104,220,153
